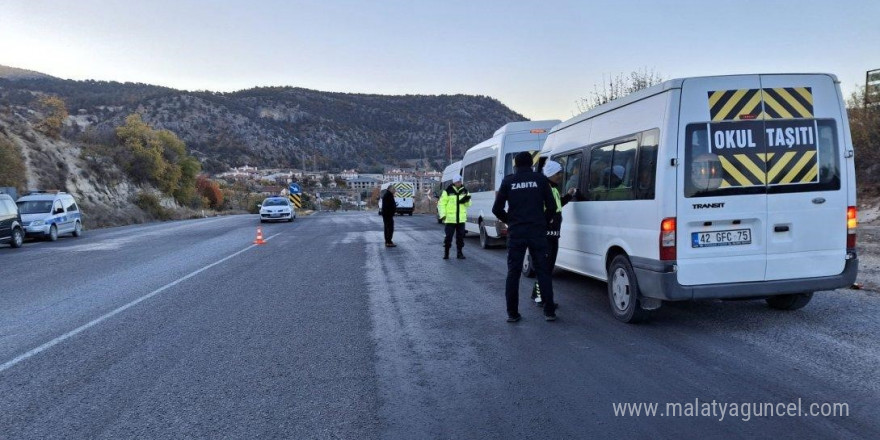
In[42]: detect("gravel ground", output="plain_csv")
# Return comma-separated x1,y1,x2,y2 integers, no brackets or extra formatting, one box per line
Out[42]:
856,198,880,292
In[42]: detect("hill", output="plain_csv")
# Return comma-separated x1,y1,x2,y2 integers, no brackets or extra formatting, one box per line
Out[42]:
0,66,527,173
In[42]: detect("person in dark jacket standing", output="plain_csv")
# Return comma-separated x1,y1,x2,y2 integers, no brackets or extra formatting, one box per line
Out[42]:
380,185,397,247
492,151,558,322
532,160,579,305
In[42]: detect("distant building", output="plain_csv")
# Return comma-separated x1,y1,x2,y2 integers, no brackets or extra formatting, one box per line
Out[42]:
339,169,359,180
346,177,380,190
383,168,415,182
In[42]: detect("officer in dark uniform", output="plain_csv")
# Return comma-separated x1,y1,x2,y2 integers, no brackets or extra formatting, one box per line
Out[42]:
380,185,397,247
492,151,557,322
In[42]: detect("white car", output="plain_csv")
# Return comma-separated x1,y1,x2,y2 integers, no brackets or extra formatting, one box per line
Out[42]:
259,197,295,223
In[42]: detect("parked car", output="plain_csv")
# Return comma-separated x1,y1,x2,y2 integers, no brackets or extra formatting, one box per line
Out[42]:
259,197,295,222
0,194,24,248
16,191,84,241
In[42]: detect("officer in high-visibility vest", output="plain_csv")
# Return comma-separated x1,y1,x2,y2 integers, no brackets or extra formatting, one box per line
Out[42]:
437,174,471,259
532,160,579,305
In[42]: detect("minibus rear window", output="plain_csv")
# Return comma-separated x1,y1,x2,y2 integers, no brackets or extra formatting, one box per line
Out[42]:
684,120,840,198
767,120,840,194
504,151,539,176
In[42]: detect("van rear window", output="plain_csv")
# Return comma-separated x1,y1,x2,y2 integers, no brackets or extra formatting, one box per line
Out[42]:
684,119,840,197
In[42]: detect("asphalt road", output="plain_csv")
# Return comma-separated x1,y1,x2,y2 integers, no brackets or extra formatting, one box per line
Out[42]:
0,212,878,439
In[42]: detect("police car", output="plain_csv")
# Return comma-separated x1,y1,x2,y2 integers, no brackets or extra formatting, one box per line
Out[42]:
259,197,295,222
16,191,83,241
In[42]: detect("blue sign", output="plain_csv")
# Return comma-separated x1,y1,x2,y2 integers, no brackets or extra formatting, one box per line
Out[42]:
289,183,302,194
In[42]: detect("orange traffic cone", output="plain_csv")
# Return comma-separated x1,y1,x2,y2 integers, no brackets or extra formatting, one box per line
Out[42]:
254,226,266,245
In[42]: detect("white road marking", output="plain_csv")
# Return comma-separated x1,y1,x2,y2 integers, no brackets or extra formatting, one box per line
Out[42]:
0,233,282,374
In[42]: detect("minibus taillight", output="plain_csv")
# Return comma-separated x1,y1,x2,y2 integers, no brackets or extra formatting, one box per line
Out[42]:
847,206,857,249
660,217,676,261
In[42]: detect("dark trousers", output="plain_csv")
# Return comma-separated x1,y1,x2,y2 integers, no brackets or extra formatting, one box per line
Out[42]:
506,236,555,317
547,236,559,270
532,236,560,299
382,215,394,244
444,223,466,249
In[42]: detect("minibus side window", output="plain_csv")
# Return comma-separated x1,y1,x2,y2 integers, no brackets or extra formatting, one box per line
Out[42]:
463,157,495,192
551,152,584,196
588,145,615,201
636,129,659,200
608,140,637,200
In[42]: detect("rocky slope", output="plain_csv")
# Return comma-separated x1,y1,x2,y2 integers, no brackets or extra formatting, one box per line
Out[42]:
0,67,527,173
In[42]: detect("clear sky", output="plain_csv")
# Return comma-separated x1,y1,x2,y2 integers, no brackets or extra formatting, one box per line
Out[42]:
1,0,877,120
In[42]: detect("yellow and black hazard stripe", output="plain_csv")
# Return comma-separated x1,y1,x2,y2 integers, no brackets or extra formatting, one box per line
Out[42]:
761,87,813,119
763,151,819,185
717,152,767,188
708,89,763,121
289,193,302,208
708,87,814,121
718,151,818,188
394,183,415,198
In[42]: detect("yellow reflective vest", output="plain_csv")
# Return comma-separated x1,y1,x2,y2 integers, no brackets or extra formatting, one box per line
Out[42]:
438,185,471,224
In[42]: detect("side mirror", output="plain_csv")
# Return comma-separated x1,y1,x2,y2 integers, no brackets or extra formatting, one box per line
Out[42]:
257,204,262,208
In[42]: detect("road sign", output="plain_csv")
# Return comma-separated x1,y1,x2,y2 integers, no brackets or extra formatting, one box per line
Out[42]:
288,183,303,208
867,69,880,107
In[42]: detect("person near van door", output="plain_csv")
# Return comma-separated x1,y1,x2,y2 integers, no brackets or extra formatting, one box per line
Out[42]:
492,151,558,322
532,160,579,305
437,174,471,259
381,185,397,247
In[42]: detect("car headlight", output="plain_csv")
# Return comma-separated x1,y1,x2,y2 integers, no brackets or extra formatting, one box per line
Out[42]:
31,220,45,226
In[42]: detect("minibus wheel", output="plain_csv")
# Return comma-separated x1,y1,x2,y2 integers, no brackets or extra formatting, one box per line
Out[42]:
479,222,491,249
765,293,813,310
522,249,536,278
608,255,651,323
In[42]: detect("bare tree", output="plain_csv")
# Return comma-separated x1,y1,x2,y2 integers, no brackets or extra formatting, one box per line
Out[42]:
575,68,665,113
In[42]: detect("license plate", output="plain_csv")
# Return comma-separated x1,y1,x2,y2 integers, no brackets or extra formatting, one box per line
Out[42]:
271,214,281,217
692,229,751,248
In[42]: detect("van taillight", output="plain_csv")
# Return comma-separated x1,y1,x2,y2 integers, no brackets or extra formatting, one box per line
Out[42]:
660,217,676,260
847,206,857,249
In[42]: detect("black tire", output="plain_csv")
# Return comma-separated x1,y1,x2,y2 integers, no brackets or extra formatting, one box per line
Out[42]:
479,223,491,249
408,212,413,216
523,248,537,278
10,227,23,248
47,224,58,242
607,255,651,323
72,221,83,237
766,293,813,310
260,219,266,223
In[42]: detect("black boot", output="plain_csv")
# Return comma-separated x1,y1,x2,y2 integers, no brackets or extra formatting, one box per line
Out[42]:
443,246,450,260
456,248,466,259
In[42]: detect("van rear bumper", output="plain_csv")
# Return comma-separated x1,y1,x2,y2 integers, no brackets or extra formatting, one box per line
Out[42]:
631,254,859,301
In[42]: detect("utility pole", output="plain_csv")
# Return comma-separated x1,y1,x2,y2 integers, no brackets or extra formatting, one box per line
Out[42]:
447,120,453,164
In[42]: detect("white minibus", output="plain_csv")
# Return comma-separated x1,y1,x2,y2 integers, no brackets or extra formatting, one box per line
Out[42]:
461,120,561,248
540,74,858,323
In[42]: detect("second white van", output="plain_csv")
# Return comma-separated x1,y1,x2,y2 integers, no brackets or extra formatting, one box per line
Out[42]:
461,120,561,248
